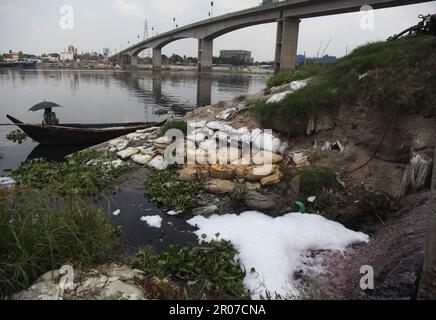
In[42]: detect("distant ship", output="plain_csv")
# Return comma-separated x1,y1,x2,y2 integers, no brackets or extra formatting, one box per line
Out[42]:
0,60,37,69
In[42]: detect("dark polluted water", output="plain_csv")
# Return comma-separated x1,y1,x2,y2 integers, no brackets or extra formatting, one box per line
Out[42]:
0,69,269,250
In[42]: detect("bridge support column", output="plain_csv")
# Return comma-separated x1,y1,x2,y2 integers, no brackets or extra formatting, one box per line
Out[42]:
152,48,162,71
130,55,138,67
198,38,213,73
274,18,300,74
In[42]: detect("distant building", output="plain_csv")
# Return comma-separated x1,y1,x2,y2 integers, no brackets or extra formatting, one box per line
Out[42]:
60,51,74,62
3,52,20,62
219,50,253,64
296,54,337,65
103,48,110,60
68,44,77,56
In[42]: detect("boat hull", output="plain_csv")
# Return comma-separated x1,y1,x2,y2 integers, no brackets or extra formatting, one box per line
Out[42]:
7,115,161,146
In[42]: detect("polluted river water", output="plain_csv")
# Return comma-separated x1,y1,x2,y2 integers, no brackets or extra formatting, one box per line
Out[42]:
0,69,269,252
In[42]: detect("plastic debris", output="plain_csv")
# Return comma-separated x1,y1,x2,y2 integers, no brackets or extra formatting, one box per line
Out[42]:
112,209,121,216
131,154,152,165
216,108,238,120
117,147,139,160
0,177,16,188
267,91,291,104
289,80,307,91
289,150,310,168
307,196,317,203
295,201,306,213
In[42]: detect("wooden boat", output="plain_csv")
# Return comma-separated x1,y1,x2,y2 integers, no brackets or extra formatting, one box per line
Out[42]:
7,114,163,146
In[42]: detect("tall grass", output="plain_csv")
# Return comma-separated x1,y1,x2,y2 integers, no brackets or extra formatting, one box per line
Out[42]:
255,37,436,136
0,192,121,298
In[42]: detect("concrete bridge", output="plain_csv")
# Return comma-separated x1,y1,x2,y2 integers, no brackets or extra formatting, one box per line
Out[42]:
110,0,432,73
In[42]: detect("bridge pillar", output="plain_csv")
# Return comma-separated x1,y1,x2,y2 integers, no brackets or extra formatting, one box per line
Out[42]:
130,55,138,67
198,38,213,73
274,18,300,74
152,48,162,71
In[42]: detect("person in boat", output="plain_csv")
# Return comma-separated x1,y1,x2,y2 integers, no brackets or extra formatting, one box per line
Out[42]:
43,107,59,125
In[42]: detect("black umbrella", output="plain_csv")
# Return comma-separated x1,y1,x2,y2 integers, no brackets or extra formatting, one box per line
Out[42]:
28,101,62,112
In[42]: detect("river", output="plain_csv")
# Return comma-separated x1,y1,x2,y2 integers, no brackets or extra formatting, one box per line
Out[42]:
0,68,269,252
0,69,268,173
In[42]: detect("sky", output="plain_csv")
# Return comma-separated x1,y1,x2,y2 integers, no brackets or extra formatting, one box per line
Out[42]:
0,0,435,61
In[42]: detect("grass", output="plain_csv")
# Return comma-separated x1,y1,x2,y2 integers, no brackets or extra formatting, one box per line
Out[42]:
133,240,248,299
11,149,132,197
297,167,338,195
145,169,201,212
255,37,436,136
0,192,121,299
160,119,189,137
154,108,169,116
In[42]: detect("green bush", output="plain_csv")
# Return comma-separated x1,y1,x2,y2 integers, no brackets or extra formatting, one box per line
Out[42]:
11,149,132,196
133,240,248,299
253,81,338,136
6,130,27,144
160,120,189,136
145,169,201,212
0,193,121,298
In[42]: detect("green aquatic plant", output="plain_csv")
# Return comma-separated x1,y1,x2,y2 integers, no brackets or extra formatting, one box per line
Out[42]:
145,169,200,212
133,240,248,299
0,193,121,299
6,130,27,144
11,149,133,196
154,108,169,116
159,119,189,137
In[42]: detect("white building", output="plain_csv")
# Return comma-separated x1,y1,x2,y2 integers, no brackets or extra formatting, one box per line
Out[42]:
60,51,74,62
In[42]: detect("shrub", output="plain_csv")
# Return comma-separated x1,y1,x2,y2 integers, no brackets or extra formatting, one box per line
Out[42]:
160,120,189,136
145,169,201,212
0,193,121,298
133,240,248,299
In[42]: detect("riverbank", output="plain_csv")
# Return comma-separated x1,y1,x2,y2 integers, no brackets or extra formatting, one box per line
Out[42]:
2,37,436,300
36,63,274,75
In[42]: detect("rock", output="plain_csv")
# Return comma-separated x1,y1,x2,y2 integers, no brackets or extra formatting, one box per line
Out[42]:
252,151,284,165
147,156,169,170
192,205,219,217
138,146,158,157
252,132,281,153
117,147,139,160
290,175,301,193
260,172,282,186
177,166,199,182
203,178,236,194
154,143,169,150
216,108,238,120
235,165,277,182
206,121,233,132
99,280,145,300
244,182,261,191
131,154,152,165
412,138,428,151
244,191,276,210
154,136,172,145
209,164,234,180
